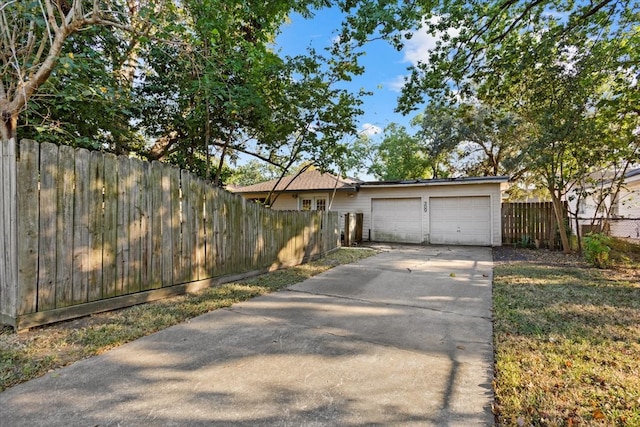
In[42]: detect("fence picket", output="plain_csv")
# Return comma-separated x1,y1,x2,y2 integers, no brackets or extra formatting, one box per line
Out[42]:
139,161,152,291
160,163,174,287
116,156,131,296
220,193,230,275
37,143,58,311
203,184,216,276
56,145,75,308
87,151,104,301
17,141,39,314
170,166,181,285
128,158,142,294
189,176,203,280
102,153,118,298
180,170,192,283
149,161,163,290
72,148,90,305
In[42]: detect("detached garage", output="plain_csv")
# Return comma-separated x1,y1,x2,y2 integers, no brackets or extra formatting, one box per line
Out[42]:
360,176,509,246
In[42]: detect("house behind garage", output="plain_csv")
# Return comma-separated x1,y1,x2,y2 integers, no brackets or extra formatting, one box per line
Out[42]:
569,167,640,239
230,170,509,246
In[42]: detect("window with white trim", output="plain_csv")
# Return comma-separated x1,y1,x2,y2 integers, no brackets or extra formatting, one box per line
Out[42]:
299,196,327,211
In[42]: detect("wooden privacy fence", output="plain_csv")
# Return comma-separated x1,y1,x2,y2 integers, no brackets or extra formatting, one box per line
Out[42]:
0,139,340,330
502,202,566,249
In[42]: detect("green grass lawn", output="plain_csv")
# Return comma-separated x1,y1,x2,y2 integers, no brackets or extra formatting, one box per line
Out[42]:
493,242,640,426
0,248,377,392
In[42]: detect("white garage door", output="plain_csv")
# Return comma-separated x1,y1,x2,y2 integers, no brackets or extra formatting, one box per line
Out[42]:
371,198,422,243
430,196,492,245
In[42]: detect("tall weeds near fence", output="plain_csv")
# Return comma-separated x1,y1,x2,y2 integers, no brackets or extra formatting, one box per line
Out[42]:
0,139,339,330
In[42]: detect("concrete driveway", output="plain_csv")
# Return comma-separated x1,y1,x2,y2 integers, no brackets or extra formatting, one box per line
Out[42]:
0,245,495,426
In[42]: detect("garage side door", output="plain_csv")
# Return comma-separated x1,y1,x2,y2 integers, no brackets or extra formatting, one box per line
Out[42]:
430,196,491,245
371,198,422,243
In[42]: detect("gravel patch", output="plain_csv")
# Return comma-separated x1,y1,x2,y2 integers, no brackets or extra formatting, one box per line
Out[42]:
493,246,588,268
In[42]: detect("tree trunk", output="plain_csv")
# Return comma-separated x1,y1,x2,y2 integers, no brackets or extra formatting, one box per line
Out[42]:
146,132,177,160
550,190,571,253
573,200,583,255
0,109,17,142
214,144,228,187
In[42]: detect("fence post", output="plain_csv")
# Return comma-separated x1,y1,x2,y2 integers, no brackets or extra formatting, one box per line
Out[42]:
0,138,18,327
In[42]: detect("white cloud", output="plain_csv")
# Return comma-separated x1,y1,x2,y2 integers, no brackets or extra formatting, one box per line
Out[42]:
386,75,407,93
401,17,459,66
402,29,439,66
360,123,382,136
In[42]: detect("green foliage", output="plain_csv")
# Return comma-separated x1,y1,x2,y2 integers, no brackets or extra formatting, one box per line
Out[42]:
516,235,532,249
4,0,368,181
19,26,143,152
339,134,377,179
226,160,282,186
369,122,433,180
1,0,133,141
582,233,612,268
133,0,367,179
417,103,525,178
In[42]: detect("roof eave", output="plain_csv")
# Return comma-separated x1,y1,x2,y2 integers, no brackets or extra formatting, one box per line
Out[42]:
361,176,510,188
234,186,359,194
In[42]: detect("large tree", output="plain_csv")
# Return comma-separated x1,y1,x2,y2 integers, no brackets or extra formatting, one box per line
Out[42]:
135,0,367,183
0,0,151,143
417,103,527,178
336,0,639,252
368,121,433,180
488,26,639,252
2,0,368,186
18,24,144,152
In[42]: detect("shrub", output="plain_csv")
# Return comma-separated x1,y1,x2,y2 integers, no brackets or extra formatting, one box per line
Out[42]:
582,233,611,268
516,235,532,248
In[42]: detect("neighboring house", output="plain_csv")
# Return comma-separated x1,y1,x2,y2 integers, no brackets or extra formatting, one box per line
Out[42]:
570,168,640,239
230,169,509,246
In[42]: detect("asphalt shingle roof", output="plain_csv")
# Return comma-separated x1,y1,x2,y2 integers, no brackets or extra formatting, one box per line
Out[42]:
230,169,361,193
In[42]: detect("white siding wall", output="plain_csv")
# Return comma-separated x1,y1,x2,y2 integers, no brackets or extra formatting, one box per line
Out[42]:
569,178,640,239
328,192,369,235
617,181,640,218
572,178,640,220
613,182,640,239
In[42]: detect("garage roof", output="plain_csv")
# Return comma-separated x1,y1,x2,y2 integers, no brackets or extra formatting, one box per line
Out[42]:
362,176,510,188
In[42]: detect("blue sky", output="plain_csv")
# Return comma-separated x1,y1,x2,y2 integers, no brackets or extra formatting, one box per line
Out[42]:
274,7,441,138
